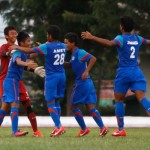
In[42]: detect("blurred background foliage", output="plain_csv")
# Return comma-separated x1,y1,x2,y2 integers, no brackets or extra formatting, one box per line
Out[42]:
1,0,150,116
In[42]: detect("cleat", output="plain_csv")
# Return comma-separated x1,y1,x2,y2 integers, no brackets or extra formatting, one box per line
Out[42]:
111,129,126,136
51,126,66,137
77,128,90,137
33,130,43,137
12,130,28,137
50,128,58,137
99,126,109,137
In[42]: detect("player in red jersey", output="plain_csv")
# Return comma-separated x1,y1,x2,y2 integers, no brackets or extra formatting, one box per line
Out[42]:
0,26,44,137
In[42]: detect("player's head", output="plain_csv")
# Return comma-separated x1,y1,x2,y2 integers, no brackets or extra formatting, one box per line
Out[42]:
17,31,31,47
120,16,135,33
47,25,61,41
64,32,78,51
4,26,18,43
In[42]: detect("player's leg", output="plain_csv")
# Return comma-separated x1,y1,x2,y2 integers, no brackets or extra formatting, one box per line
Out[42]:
71,81,90,137
111,69,129,136
55,99,61,118
72,104,90,137
10,101,28,137
56,72,66,118
10,101,19,134
86,79,109,136
47,100,65,137
130,68,150,115
45,74,65,137
135,90,150,115
87,104,109,137
19,81,42,137
0,102,9,126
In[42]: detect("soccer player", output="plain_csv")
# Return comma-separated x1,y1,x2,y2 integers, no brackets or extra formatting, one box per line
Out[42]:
81,16,150,136
64,32,109,137
0,26,43,137
9,25,66,137
0,31,39,136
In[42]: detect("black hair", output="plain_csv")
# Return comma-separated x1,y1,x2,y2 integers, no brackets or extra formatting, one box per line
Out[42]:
17,31,30,46
64,32,78,46
47,25,61,40
4,26,17,35
120,16,135,32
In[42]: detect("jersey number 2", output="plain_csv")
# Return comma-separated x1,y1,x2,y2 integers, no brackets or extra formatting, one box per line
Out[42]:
130,46,135,58
54,54,65,65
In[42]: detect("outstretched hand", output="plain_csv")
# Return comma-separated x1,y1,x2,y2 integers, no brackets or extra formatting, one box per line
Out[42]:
81,31,94,40
27,60,38,70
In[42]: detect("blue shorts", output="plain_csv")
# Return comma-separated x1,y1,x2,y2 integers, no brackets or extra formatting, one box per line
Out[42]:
2,78,19,103
70,79,97,105
114,67,146,94
45,72,66,102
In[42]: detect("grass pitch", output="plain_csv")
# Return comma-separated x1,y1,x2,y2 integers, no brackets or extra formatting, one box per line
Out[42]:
0,127,149,150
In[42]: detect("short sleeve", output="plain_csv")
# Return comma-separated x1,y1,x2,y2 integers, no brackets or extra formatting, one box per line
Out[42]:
12,51,22,63
137,35,147,46
32,43,47,55
78,49,92,62
113,35,123,48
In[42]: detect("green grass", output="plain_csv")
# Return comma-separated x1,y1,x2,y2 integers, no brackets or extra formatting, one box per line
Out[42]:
0,127,150,150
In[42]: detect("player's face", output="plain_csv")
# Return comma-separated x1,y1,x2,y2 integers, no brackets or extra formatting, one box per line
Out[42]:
21,38,31,47
64,39,74,51
5,30,18,43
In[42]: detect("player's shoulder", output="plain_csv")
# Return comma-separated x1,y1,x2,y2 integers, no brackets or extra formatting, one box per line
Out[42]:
77,48,89,56
115,34,123,39
1,43,9,49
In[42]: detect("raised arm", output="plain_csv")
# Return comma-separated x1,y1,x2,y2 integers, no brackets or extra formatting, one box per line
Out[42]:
9,44,34,54
146,39,150,45
81,31,116,47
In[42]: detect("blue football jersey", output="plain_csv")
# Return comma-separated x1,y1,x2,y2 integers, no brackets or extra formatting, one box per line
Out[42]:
69,48,92,80
32,42,66,75
6,50,30,80
113,34,147,67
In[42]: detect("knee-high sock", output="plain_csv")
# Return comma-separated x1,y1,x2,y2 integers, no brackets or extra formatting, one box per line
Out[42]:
47,103,61,129
140,97,150,115
0,109,6,126
10,107,18,134
89,108,104,129
115,102,125,131
21,101,37,132
55,101,61,118
72,108,86,130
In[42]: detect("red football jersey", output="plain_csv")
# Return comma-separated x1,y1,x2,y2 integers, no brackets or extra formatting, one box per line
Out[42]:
0,43,11,80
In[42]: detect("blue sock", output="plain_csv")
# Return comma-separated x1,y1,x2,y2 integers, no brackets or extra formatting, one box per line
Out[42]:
55,101,61,118
0,109,6,126
140,97,150,115
89,108,104,129
72,108,86,130
47,103,61,129
115,102,125,131
10,107,18,134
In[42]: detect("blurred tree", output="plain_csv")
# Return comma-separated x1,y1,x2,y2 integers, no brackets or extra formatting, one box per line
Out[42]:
1,0,150,115
0,0,92,115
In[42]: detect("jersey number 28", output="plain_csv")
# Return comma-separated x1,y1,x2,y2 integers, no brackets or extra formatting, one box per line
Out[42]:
54,54,65,65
